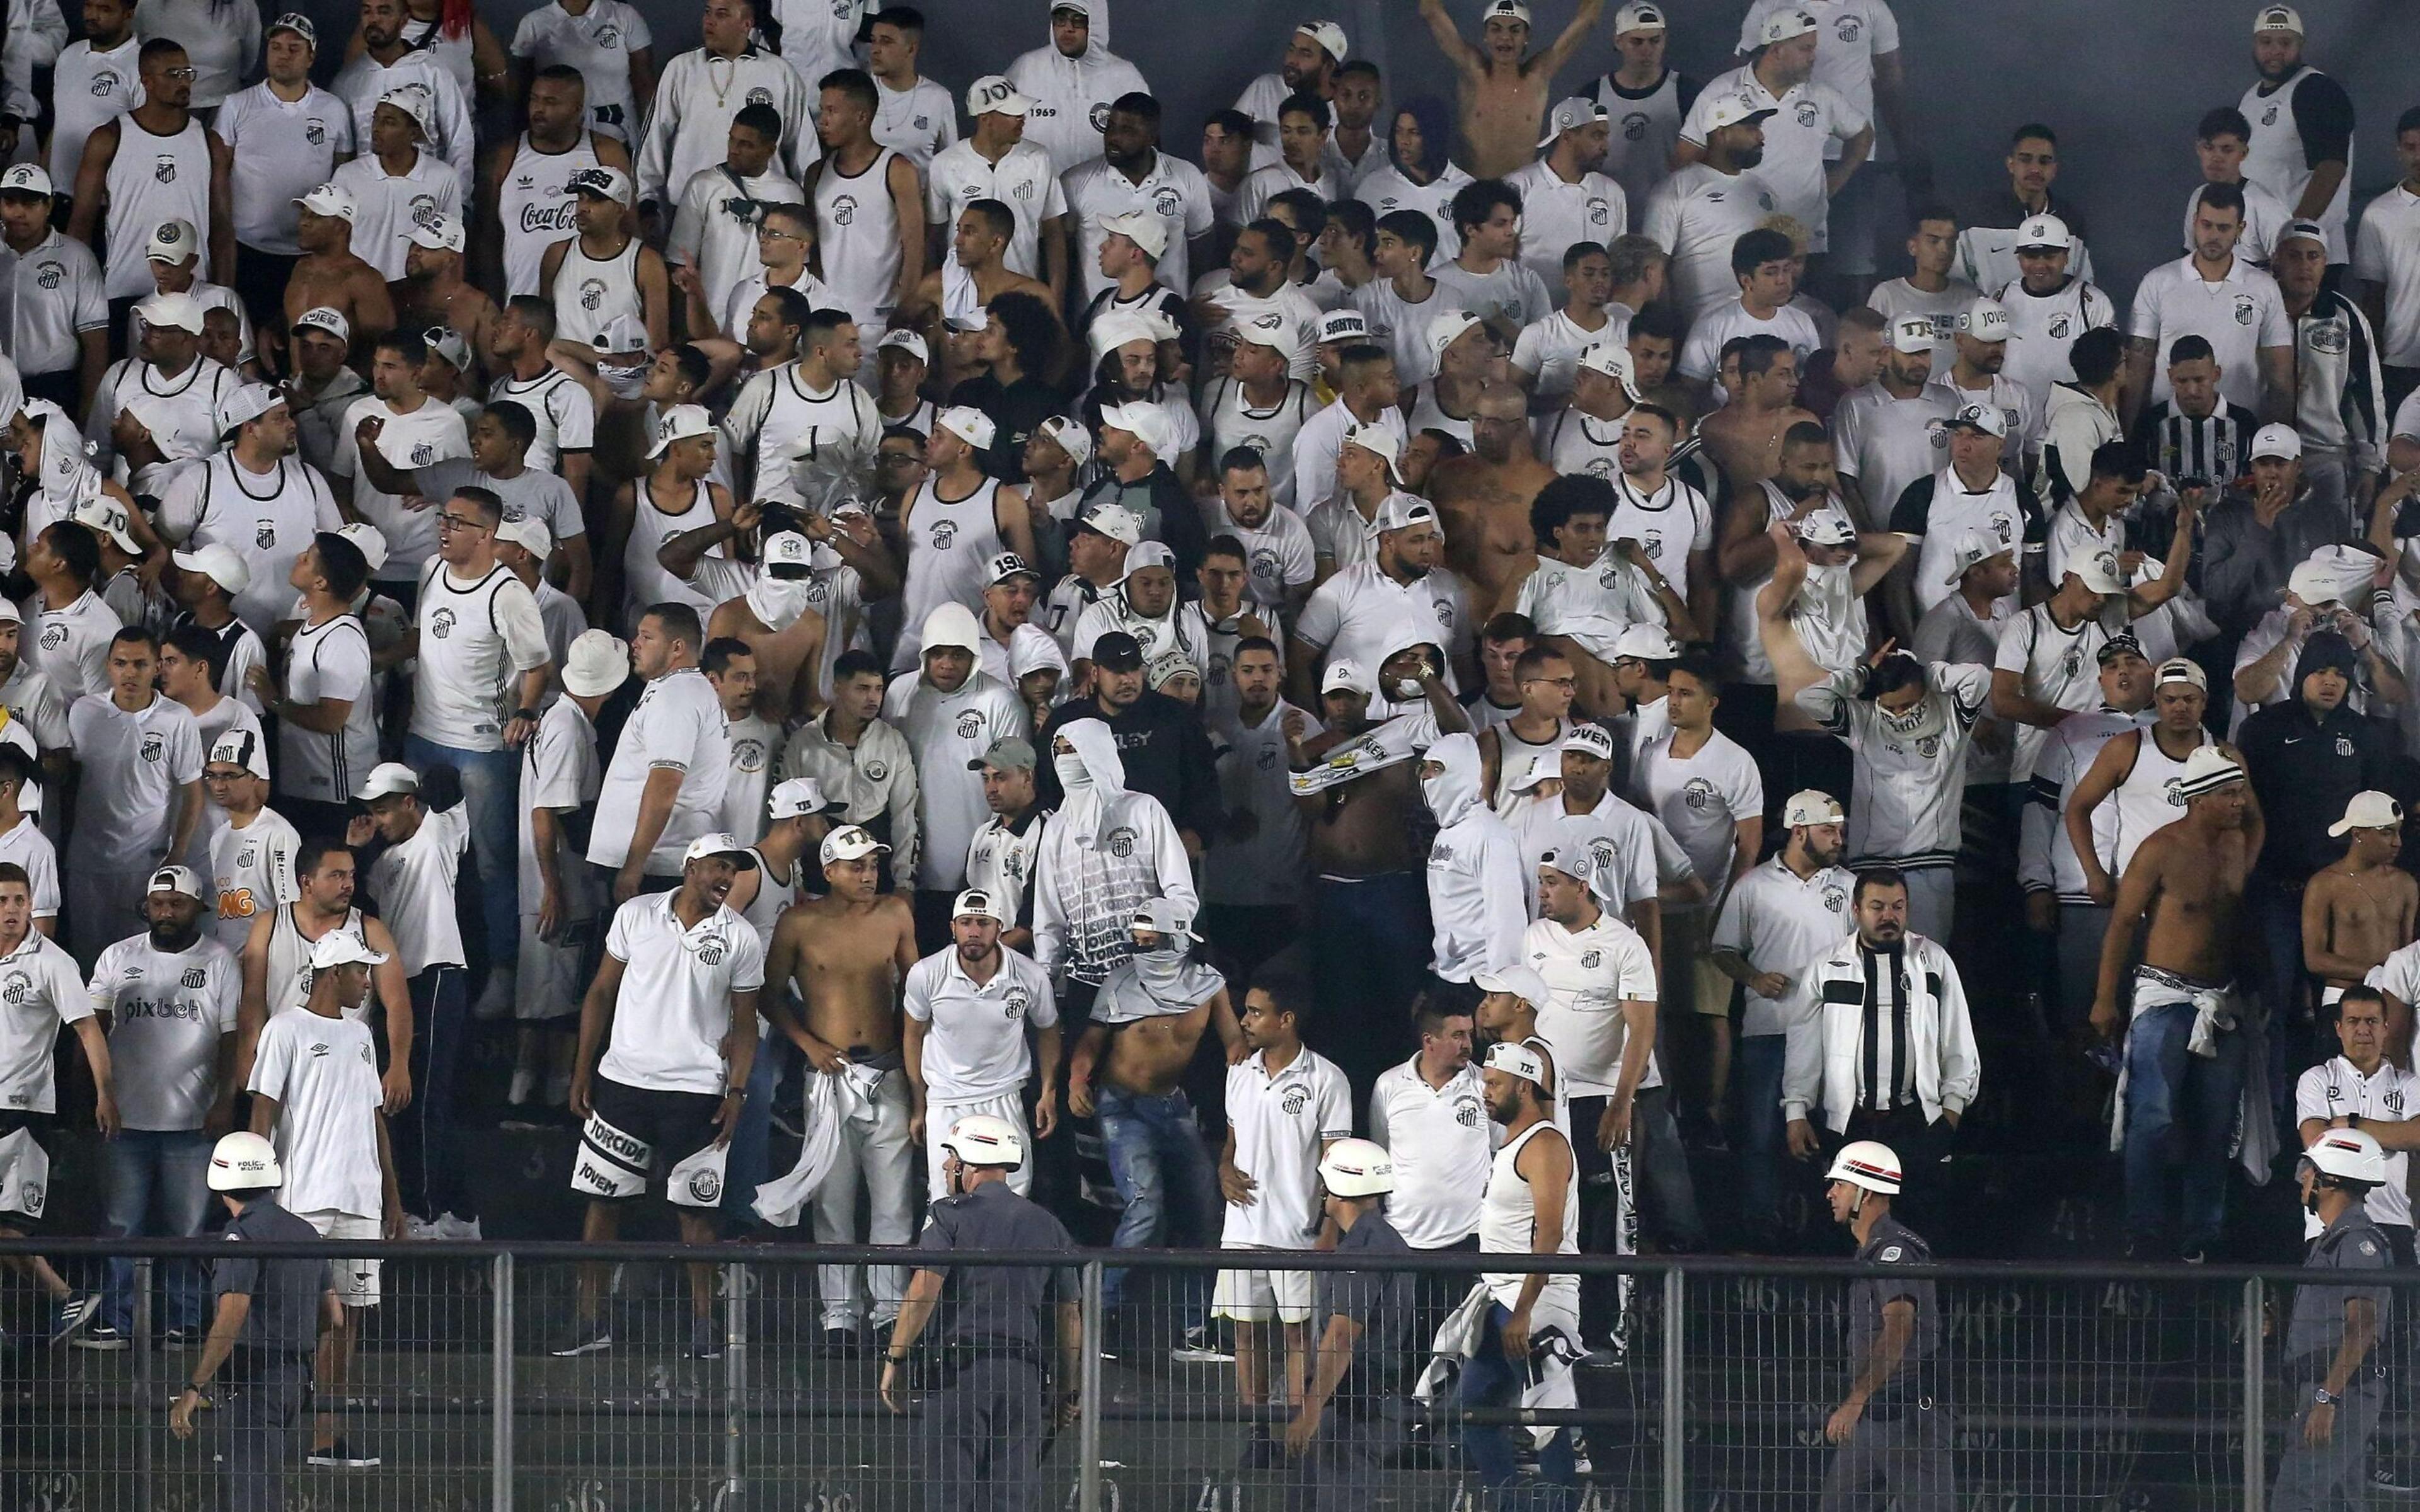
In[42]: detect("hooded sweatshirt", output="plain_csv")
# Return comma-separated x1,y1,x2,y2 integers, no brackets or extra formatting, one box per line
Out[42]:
1422,731,1528,983
883,602,1030,891
1030,717,1196,986
1004,3,1149,177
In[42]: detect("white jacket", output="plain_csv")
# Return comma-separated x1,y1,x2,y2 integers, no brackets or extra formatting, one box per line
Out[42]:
1004,19,1150,178
1780,932,1979,1133
1030,718,1196,985
1423,731,1528,983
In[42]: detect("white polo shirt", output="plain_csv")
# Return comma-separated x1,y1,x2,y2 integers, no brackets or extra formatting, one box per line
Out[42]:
1295,562,1470,694
0,931,91,1113
588,667,729,874
1063,150,1218,304
2127,253,2292,413
1678,66,1866,251
902,944,1057,1102
0,230,109,377
596,891,766,1096
1710,856,1855,1038
247,1007,384,1218
1367,1056,1490,1249
1222,1044,1352,1249
366,803,470,976
2354,184,2420,370
1504,158,1627,302
328,149,463,282
1526,913,1661,1097
2294,1055,2417,1232
924,137,1067,282
86,933,239,1131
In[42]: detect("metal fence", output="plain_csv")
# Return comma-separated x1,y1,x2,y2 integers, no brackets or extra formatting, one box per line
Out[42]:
0,1237,2403,1511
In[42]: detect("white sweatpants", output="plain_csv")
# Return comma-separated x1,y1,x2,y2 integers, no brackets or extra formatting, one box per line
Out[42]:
922,1091,1033,1200
813,1065,915,1329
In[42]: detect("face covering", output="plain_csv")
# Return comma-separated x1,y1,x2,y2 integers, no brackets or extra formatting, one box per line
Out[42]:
1133,943,1191,997
747,575,815,630
1054,752,1093,791
1420,768,1451,817
1876,690,1945,745
1792,561,1867,672
599,360,648,398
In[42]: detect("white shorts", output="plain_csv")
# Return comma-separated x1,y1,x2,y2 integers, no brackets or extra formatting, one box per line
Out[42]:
1213,1251,1313,1324
923,1091,1032,1200
299,1209,382,1308
0,1121,52,1223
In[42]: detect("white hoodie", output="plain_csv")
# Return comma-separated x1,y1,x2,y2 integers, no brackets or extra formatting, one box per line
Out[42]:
1030,717,1196,986
1004,4,1150,177
883,603,1029,892
1422,731,1528,984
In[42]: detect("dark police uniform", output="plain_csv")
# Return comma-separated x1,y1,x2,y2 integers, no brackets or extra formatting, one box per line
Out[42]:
1295,1210,1415,1509
912,1179,1080,1512
2273,1203,2394,1510
1823,1214,1954,1512
207,1199,326,1512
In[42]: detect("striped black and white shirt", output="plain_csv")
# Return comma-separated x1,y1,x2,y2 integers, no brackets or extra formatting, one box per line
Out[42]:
2129,397,2262,493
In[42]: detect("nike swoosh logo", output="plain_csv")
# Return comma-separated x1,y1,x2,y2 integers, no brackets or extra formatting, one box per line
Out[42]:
2283,736,2304,745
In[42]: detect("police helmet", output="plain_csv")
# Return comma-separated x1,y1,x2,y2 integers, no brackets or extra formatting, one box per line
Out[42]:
940,1113,1025,1171
1824,1140,1902,1196
207,1131,284,1192
1318,1138,1395,1198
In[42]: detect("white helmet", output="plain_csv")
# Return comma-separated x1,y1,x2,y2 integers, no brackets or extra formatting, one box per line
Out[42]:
2306,1128,2388,1187
1824,1140,1902,1196
207,1131,283,1192
940,1113,1025,1171
1318,1138,1395,1198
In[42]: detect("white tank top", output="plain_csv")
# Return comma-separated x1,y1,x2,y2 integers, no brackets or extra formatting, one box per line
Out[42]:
2239,66,2351,259
1490,718,1574,816
1544,410,1625,480
1202,377,1313,507
551,234,642,346
2106,726,2211,880
411,563,518,746
266,903,371,1019
812,147,904,326
739,844,795,951
499,132,603,300
898,475,1005,658
187,454,333,636
1478,1116,1581,1315
751,368,873,505
623,477,719,621
103,115,214,300
1594,69,1685,224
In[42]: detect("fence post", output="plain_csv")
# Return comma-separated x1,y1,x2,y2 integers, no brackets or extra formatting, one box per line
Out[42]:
1662,1266,1684,1512
492,1251,514,1512
2244,1274,2265,1512
1079,1259,1103,1512
134,1256,154,1506
724,1259,748,1502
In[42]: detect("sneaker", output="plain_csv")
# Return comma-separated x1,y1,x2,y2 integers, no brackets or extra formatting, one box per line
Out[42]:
71,1324,128,1351
548,1321,613,1358
2371,1465,2420,1496
508,1067,539,1106
159,1327,193,1351
1169,1324,1232,1363
684,1317,723,1360
472,970,514,1021
434,1213,483,1240
47,1291,99,1345
305,1439,380,1469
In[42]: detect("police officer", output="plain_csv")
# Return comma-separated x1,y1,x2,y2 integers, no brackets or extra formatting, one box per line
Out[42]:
2273,1128,2394,1511
1282,1137,1414,1508
169,1131,328,1512
880,1113,1081,1512
1820,1140,1956,1512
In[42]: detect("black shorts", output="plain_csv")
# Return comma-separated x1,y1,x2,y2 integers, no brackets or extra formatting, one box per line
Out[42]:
0,1109,58,1227
573,1076,723,1203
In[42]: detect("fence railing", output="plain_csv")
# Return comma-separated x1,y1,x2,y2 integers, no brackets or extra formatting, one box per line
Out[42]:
2,1239,2404,1511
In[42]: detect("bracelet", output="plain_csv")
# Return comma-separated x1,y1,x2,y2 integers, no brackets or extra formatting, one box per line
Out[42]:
885,1352,908,1364
514,707,539,723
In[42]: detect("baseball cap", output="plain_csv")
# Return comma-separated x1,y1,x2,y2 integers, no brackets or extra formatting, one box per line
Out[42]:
423,326,471,372
2176,745,2247,798
1888,314,1935,354
2094,633,2147,669
217,381,283,433
965,74,1033,117
309,931,389,971
1034,413,1093,469
1577,341,1642,399
2331,791,2404,837
682,832,759,869
1343,421,1407,483
2278,218,2327,251
208,728,273,780
1947,401,2009,439
1132,895,1199,941
1099,401,1173,459
294,181,357,221
1049,0,1091,15
568,166,632,204
648,404,715,457
1483,1039,1548,1088
1321,658,1374,696
877,328,930,364
377,83,435,139
952,888,1007,922
0,163,52,197
1941,528,2015,585
937,405,997,452
1537,96,1608,150
1086,310,1161,359
74,495,139,553
2254,4,2303,35
354,761,420,801
561,629,631,698
1100,210,1168,260
496,515,551,561
172,543,250,595
1090,631,1146,672
146,865,205,899
1612,1,1665,32
1783,789,1845,827
1611,623,1682,661
1507,753,1559,792
1076,500,1142,546
1427,309,1485,360
1958,297,2014,342
2076,554,2130,596
403,214,466,253
1115,541,1175,586
1562,724,1616,762
1317,310,1369,345
819,824,889,866
2251,422,2302,461
768,777,846,820
137,290,205,335
146,219,199,265
1372,492,1438,534
1700,93,1778,134
987,551,1040,587
1480,0,1530,23
592,312,649,356
1297,19,1348,60
1758,8,1818,44
760,530,813,575
267,11,316,45
2155,656,2208,691
967,735,1039,773
2013,213,2073,252
1796,512,1857,548
336,522,389,574
293,306,350,343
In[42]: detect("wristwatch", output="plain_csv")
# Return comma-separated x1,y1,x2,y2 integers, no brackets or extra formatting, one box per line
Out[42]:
2313,1387,2339,1406
513,707,540,723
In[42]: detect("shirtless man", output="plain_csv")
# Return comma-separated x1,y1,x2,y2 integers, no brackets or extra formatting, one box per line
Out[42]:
234,838,415,1112
2093,748,2266,1259
761,823,921,1347
1417,0,1606,180
703,529,829,723
285,186,397,362
1698,335,1816,501
1427,385,1555,618
393,216,498,373
897,201,1056,365
2304,792,2417,1040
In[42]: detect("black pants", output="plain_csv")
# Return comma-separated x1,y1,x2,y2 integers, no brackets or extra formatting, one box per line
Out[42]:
233,244,299,333
2385,364,2420,423
20,369,77,411
224,1354,313,1512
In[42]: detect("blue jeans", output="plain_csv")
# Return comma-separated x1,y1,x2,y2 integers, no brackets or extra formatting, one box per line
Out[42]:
393,965,471,1221
1738,1034,1788,1237
1096,1085,1221,1317
723,1026,793,1228
101,1129,212,1333
1456,1304,1578,1508
2122,1000,2249,1252
403,736,519,970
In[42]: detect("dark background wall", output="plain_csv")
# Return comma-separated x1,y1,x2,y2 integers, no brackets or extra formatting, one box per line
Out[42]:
274,0,2419,302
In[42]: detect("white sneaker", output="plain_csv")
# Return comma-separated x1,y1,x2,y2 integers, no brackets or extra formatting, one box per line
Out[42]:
472,971,514,1021
508,1068,538,1106
403,1216,443,1240
436,1213,483,1240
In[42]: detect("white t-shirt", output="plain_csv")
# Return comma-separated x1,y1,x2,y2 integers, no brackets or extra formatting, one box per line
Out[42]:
1366,1057,1490,1248
902,946,1057,1101
1641,162,1783,320
487,369,596,474
923,139,1068,282
587,667,729,873
1631,728,1763,914
1678,298,1825,384
596,891,766,1096
0,931,91,1113
1525,913,1659,1096
1678,66,1866,251
509,0,654,139
217,83,355,256
2354,184,2420,370
248,1007,384,1218
68,692,204,868
0,816,60,919
1063,150,1218,304
1221,1045,1352,1248
518,696,602,910
328,150,462,282
209,807,301,956
367,805,471,975
1993,602,2126,784
1509,308,1625,399
331,397,473,583
2294,1055,2417,1232
87,933,238,1130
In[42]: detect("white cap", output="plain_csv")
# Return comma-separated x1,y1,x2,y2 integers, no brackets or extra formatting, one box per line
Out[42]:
2330,790,2405,837
1507,753,1559,793
1701,93,1778,134
1475,962,1553,1009
1612,0,1666,32
1940,527,2015,585
2307,1127,2388,1186
1034,413,1093,470
2155,656,2208,691
1758,8,1817,44
294,182,357,221
207,728,272,780
1783,789,1845,827
136,291,205,335
2014,213,2073,251
591,312,648,355
819,823,890,866
2251,422,2302,461
988,551,1040,585
73,495,139,553
0,598,25,625
310,930,390,971
1320,658,1374,696
965,74,1034,117
938,1111,1025,1170
1482,1038,1548,1088
1077,500,1143,546
1480,0,1531,23
2278,218,2328,251
1426,309,1485,360
376,83,435,140
877,328,930,364
146,219,199,265
1795,511,1857,549
336,522,389,574
2254,4,2303,35
1889,314,1935,355
950,886,1007,922
757,530,812,575
403,213,466,253
423,326,471,372
173,543,251,595
207,1131,282,1192
1099,401,1173,459
1561,724,1616,762
1343,420,1407,482
1099,209,1168,260
1537,96,1608,150
266,11,316,46
496,515,552,561
937,404,997,452
1131,895,1199,942
2175,745,2248,798
1115,539,1176,585
1826,1140,1901,1194
354,761,419,801
1297,19,1349,60
0,163,52,197
292,306,350,343
217,381,284,433
568,165,633,205
768,776,845,820
1611,623,1682,661
648,404,715,458
146,864,205,900
2071,548,2128,595
562,629,630,698
1371,491,1438,534
1317,1137,1394,1197
681,832,758,869
1947,400,2009,439
1957,296,2014,343
1577,341,1642,399
1317,309,1369,344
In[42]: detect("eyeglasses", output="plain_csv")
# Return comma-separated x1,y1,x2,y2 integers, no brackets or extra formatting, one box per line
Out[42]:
1523,676,1579,690
757,227,803,241
436,513,490,534
157,66,199,81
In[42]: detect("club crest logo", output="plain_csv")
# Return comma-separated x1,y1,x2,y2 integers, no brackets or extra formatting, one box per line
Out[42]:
732,738,765,772
1681,776,1717,811
698,936,727,966
429,607,456,639
829,194,858,227
579,278,608,312
140,733,164,762
2233,295,2256,327
154,155,177,184
182,967,207,989
1281,1085,1309,1114
1106,825,1137,858
34,261,60,290
1622,112,1649,142
931,518,959,549
256,520,276,548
